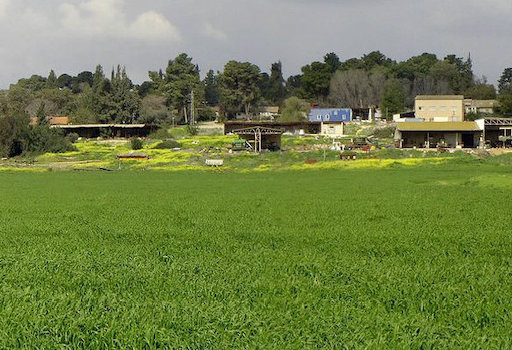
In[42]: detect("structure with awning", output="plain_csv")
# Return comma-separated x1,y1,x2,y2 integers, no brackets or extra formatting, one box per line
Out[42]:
394,122,483,148
232,126,284,152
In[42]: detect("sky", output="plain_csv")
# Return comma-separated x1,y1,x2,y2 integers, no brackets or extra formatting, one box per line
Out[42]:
0,0,510,88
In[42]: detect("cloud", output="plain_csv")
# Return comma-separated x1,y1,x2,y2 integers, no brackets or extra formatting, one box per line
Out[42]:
0,0,9,17
202,23,227,41
58,0,181,42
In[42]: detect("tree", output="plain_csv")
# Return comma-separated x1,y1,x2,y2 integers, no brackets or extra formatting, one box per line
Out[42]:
498,94,512,116
300,61,332,101
361,51,394,70
106,65,141,123
279,96,310,121
220,60,261,116
57,74,73,89
498,68,512,94
163,53,204,124
380,79,405,119
324,53,341,73
261,61,287,104
204,69,220,106
47,70,58,89
17,75,47,92
36,102,47,125
328,68,387,108
0,112,30,157
464,77,496,100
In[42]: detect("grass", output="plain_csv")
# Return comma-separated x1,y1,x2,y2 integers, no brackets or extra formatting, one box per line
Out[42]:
0,164,511,348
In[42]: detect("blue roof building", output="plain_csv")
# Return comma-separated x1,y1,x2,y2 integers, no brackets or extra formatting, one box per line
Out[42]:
308,108,352,123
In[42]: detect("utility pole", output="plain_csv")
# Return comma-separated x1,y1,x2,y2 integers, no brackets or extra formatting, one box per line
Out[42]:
190,90,195,125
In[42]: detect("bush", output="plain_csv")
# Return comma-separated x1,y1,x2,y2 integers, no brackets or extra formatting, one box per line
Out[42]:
148,127,173,140
66,133,79,143
130,137,144,150
27,125,76,154
152,139,181,149
186,125,199,136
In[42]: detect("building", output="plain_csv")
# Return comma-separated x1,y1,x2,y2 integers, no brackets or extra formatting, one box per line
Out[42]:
395,121,482,148
52,124,156,138
224,121,320,135
308,108,352,123
477,118,512,148
259,106,280,119
464,99,499,115
415,95,465,122
232,126,284,152
307,108,351,136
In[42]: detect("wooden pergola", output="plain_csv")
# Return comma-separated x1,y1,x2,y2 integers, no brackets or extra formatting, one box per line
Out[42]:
232,126,284,153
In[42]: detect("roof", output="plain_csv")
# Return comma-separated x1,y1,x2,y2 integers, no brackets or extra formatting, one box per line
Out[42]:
471,100,499,108
232,126,284,135
415,95,464,101
52,124,148,129
48,116,70,125
259,106,280,114
396,122,481,132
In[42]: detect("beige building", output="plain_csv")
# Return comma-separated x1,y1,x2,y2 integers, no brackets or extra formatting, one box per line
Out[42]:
464,99,499,115
415,95,465,122
320,122,345,136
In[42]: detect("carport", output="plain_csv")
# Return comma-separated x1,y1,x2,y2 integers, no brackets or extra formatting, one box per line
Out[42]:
232,126,284,152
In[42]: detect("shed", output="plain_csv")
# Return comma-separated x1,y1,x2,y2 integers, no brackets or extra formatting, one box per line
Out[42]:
52,124,157,138
232,126,284,152
395,122,482,148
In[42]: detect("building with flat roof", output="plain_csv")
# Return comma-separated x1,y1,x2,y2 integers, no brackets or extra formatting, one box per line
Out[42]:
415,95,465,122
394,121,482,148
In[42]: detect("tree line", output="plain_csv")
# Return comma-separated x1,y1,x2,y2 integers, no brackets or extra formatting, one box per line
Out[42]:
1,51,512,129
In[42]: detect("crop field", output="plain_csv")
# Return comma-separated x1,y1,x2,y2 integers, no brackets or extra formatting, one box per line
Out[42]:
0,163,511,348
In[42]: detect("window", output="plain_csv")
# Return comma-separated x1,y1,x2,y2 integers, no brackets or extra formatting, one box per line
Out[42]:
317,115,321,120
325,114,330,121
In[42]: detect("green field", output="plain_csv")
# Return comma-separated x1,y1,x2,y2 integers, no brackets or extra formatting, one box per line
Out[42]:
0,164,511,348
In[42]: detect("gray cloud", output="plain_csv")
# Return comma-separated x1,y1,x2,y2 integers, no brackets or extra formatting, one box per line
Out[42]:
0,0,510,88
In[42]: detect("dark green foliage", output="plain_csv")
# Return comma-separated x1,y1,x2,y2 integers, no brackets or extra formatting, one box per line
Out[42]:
36,101,47,125
185,124,199,136
57,74,73,89
261,61,287,105
46,70,58,89
204,69,220,106
299,60,332,100
16,74,47,92
0,112,74,157
66,132,80,143
139,94,172,125
148,127,173,140
464,78,496,99
380,79,406,118
497,94,512,116
163,53,204,123
130,137,143,150
152,139,181,149
105,65,141,124
220,61,261,116
279,96,310,121
0,113,30,157
197,107,217,121
26,125,76,154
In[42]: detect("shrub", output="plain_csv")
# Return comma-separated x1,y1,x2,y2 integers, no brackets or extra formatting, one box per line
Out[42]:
152,139,181,149
66,133,80,143
27,126,76,154
148,126,173,140
130,137,144,150
186,125,199,136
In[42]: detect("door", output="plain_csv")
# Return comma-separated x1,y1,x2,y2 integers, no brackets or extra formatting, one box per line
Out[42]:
461,133,474,148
